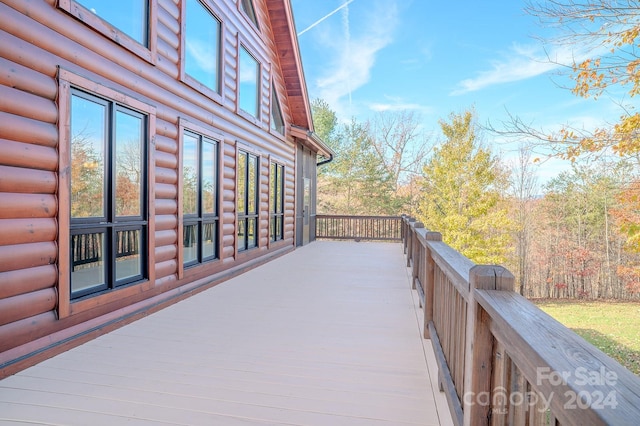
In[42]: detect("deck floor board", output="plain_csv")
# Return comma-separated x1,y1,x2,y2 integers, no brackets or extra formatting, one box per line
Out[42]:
0,242,452,425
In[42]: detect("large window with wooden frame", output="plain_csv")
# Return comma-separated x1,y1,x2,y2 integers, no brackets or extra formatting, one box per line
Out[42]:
69,89,148,299
182,131,219,266
184,0,222,95
58,0,155,63
238,45,260,119
237,151,259,251
270,162,285,242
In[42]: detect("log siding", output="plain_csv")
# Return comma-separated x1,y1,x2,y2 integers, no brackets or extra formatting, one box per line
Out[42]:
0,0,328,377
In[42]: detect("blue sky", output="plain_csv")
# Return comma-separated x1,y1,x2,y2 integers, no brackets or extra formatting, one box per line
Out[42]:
290,0,627,183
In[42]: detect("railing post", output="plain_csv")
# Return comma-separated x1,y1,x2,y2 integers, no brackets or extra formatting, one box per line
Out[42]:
463,265,515,426
411,222,424,290
406,217,415,267
423,231,442,339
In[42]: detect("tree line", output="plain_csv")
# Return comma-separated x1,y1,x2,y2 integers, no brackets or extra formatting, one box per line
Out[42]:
311,0,640,300
313,100,639,300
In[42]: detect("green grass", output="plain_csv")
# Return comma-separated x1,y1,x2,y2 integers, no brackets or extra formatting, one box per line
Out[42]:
534,300,640,376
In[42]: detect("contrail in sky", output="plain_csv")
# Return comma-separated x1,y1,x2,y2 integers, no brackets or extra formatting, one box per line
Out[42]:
297,0,355,36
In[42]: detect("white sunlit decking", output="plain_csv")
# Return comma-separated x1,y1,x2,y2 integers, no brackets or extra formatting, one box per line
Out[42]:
0,241,452,425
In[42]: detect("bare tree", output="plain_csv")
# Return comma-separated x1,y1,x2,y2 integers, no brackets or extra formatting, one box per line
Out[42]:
508,145,539,295
365,110,432,191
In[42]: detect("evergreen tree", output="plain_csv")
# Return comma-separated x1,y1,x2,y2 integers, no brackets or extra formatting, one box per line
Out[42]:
418,109,512,264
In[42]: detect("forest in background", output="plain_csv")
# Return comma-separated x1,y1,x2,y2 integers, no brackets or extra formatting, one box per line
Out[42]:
311,0,640,300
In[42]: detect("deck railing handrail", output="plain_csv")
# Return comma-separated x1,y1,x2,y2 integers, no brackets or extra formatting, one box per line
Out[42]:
400,215,640,426
315,214,403,241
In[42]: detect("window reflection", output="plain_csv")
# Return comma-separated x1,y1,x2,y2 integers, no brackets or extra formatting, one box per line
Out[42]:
115,229,142,280
183,133,199,215
71,95,106,219
185,0,221,92
71,232,106,294
76,0,148,46
115,110,143,217
202,139,216,214
203,222,216,259
183,224,198,264
239,46,259,118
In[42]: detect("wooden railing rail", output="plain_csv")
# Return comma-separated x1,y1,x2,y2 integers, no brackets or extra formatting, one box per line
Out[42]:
315,215,403,241
401,216,640,426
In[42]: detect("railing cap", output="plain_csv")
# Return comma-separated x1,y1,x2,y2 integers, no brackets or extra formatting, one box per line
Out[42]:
469,265,515,291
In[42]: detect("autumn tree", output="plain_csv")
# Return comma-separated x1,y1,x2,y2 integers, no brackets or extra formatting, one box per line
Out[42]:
611,178,640,294
497,1,640,163
418,109,512,265
525,162,635,298
71,133,103,218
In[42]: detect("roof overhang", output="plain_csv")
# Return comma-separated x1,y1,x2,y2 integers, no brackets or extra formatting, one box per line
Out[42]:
290,125,334,165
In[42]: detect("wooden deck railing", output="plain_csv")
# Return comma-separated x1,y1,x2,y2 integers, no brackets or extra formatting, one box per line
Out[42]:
315,215,403,241
401,216,640,426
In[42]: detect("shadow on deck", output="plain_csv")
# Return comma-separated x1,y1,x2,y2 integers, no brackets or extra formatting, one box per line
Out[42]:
0,241,452,425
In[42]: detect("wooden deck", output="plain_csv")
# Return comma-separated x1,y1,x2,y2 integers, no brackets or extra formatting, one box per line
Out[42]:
0,242,452,425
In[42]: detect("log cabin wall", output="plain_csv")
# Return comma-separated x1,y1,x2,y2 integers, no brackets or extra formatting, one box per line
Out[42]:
0,0,315,377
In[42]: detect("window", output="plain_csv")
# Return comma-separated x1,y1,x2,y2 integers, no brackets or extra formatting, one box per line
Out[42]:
239,46,260,119
184,0,221,93
270,86,284,134
59,0,154,62
69,89,147,299
270,162,285,242
240,0,259,29
182,131,219,266
237,151,259,251
76,0,148,45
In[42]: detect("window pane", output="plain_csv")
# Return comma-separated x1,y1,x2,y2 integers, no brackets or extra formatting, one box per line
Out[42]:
202,139,217,215
115,110,143,217
270,163,276,214
269,216,274,241
239,47,259,117
71,94,106,219
241,0,259,28
271,87,284,133
71,232,106,293
237,219,246,251
248,154,257,215
276,165,283,213
276,215,283,240
247,217,256,249
115,229,142,281
76,0,148,46
237,152,247,214
183,223,198,264
185,0,220,92
183,132,199,215
202,221,216,259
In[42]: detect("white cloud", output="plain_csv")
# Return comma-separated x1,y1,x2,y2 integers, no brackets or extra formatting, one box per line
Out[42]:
308,1,399,118
451,42,607,96
369,101,433,115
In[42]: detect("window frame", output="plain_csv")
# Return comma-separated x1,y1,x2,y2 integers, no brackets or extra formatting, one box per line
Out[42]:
58,68,156,318
238,0,260,31
237,42,262,124
58,0,157,64
236,148,260,252
270,83,285,136
178,119,222,277
269,161,285,243
180,0,225,104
